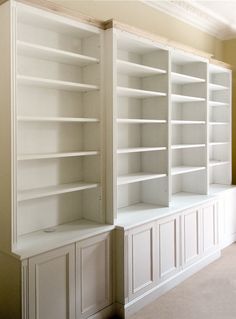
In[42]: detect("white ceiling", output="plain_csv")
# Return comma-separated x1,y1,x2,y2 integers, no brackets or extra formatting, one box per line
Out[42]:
143,0,236,40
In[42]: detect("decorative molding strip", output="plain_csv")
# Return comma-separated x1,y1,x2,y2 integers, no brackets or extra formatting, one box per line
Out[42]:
142,0,236,40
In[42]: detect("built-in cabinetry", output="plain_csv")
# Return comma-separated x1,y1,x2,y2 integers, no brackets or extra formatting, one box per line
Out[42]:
0,1,235,319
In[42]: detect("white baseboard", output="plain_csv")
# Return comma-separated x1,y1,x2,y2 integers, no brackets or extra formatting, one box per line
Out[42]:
122,250,221,318
221,234,236,249
88,304,115,319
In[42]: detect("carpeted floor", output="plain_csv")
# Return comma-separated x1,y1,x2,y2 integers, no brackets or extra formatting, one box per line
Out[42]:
130,243,236,319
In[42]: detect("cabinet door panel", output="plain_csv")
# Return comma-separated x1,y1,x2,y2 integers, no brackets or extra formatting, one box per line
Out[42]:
128,222,157,300
29,245,75,319
158,215,180,281
202,202,218,255
76,233,112,319
182,208,201,267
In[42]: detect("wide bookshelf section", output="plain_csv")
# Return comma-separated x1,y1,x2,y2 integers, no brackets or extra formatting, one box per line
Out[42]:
208,63,232,187
170,51,208,197
16,4,104,238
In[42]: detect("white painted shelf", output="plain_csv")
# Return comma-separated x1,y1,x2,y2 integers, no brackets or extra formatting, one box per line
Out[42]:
17,41,99,66
209,100,228,107
209,160,230,167
117,59,166,77
209,121,229,125
17,75,99,92
171,120,205,125
171,94,205,103
117,86,166,98
117,119,166,124
117,172,166,185
171,72,205,84
171,144,206,150
18,116,99,123
210,142,229,146
209,83,228,91
171,166,206,175
117,147,167,154
18,182,99,201
18,151,99,161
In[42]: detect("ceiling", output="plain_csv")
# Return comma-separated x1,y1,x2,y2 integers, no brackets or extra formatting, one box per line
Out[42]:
143,0,236,40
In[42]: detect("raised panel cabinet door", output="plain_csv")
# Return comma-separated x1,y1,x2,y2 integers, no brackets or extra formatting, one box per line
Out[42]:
157,215,180,281
76,232,112,319
28,244,76,319
202,201,218,255
223,189,236,242
127,222,157,301
182,208,201,268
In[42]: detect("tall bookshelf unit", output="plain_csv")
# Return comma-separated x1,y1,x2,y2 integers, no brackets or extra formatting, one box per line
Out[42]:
14,2,106,249
170,50,208,197
105,28,170,223
208,63,232,188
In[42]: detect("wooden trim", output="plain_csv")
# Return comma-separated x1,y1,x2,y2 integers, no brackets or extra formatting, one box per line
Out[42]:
17,0,104,29
104,19,213,60
104,19,168,47
210,58,232,70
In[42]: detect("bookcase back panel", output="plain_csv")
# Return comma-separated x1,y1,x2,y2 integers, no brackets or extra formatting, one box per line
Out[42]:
171,125,205,145
18,192,83,235
18,122,100,154
209,165,231,185
117,178,168,208
18,157,100,190
209,106,229,123
209,144,230,161
117,124,167,148
172,102,205,121
17,18,100,58
172,148,206,167
209,126,229,143
172,170,207,195
172,61,207,79
117,151,167,175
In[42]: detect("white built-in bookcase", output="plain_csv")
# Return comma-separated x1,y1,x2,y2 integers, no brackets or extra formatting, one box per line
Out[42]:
170,51,208,196
15,3,104,241
208,64,232,186
105,28,170,221
105,28,232,222
0,0,232,252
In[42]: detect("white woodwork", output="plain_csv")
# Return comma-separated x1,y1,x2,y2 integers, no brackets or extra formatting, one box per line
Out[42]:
208,65,232,187
157,215,180,281
127,222,157,300
202,202,218,255
182,208,201,267
76,233,112,318
29,244,76,319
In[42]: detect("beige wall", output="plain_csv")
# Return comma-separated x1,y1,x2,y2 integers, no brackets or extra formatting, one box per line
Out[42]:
52,0,223,59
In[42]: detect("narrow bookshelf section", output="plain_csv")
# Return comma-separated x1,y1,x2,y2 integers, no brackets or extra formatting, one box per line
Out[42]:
170,51,208,197
208,63,232,188
106,29,169,220
16,4,104,238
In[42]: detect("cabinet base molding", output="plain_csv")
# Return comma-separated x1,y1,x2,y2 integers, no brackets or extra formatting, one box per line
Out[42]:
221,234,236,249
122,250,221,319
87,304,115,319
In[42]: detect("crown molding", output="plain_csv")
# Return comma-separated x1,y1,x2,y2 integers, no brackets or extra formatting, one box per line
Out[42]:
142,0,236,40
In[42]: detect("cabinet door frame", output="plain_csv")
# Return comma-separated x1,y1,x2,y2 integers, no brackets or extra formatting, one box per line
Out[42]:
127,222,157,301
181,207,202,269
201,200,219,256
76,232,112,319
28,244,76,319
157,214,180,282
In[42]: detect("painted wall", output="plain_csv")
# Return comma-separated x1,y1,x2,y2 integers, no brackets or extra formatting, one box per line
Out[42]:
223,40,236,183
52,0,223,59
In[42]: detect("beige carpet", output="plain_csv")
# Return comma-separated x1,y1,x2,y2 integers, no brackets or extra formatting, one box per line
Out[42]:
130,244,236,319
